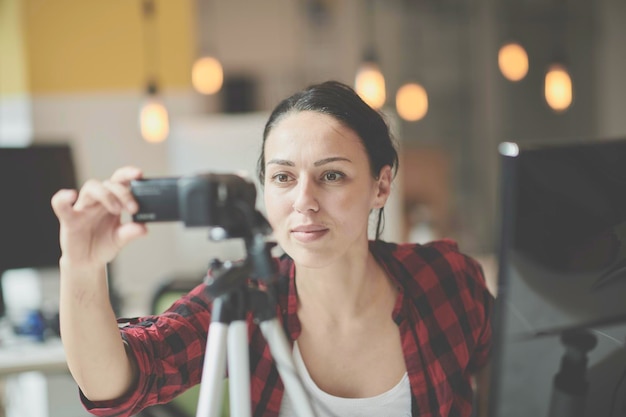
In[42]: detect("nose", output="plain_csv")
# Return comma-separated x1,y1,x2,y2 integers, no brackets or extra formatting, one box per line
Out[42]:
292,177,319,213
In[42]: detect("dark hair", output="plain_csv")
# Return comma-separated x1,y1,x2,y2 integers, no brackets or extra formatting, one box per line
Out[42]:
257,80,399,239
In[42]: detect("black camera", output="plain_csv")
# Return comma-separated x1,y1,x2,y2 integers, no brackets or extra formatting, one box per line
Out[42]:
130,173,262,239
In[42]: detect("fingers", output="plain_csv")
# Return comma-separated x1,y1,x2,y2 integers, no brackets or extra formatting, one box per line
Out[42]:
73,167,142,214
102,180,138,214
110,166,143,185
51,189,79,221
116,222,148,247
73,179,122,214
51,167,149,266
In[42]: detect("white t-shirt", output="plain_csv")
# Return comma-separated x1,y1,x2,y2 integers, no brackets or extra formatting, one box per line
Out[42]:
278,341,411,417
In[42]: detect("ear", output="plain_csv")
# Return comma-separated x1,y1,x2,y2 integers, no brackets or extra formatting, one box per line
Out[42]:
372,165,393,209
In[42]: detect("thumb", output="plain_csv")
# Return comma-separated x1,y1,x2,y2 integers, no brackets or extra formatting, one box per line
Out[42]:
116,223,148,247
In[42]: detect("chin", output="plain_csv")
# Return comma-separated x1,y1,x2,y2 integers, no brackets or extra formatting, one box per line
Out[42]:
282,244,335,268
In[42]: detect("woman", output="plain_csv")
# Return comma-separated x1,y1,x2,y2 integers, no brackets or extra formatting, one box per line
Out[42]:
51,81,492,417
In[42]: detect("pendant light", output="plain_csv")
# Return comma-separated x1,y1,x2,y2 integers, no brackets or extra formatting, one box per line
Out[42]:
544,0,573,113
139,0,169,143
497,3,529,83
395,2,428,122
191,0,223,95
192,56,223,95
498,42,529,82
355,0,385,109
140,81,170,143
355,48,386,110
544,63,572,112
396,82,428,122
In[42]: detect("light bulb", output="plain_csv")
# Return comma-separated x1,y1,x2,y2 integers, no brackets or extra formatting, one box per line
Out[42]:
192,56,224,95
396,83,428,122
355,62,386,109
139,96,169,143
544,64,573,112
498,42,529,82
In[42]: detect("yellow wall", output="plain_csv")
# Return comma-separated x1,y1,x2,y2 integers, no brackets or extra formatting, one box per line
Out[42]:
0,0,29,95
22,0,194,94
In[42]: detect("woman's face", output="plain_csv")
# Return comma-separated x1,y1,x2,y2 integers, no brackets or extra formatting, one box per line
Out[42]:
263,111,391,267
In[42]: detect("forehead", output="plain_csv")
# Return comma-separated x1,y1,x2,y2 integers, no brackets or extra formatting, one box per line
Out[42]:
265,111,367,159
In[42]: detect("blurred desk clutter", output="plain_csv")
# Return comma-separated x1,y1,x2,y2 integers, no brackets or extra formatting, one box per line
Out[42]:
0,333,92,417
0,335,67,377
0,266,91,417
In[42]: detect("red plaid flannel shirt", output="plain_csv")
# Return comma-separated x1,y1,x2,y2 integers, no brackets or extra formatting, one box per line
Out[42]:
81,239,493,417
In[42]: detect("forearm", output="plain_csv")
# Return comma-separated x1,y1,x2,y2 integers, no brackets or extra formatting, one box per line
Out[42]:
59,258,137,402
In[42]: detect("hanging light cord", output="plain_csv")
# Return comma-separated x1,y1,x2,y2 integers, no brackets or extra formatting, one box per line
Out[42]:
196,0,218,57
141,0,159,93
363,0,377,62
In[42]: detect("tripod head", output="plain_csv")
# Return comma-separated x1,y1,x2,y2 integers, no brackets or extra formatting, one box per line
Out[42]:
130,172,268,237
128,171,278,297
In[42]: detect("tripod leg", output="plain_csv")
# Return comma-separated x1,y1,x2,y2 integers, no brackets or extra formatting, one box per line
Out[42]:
260,319,317,417
228,320,251,417
196,322,228,417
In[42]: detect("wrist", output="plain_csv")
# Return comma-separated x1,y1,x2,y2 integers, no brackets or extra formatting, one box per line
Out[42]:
59,257,111,308
59,256,107,277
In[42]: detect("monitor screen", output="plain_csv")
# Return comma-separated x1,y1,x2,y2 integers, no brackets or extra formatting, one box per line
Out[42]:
489,138,626,417
0,144,77,272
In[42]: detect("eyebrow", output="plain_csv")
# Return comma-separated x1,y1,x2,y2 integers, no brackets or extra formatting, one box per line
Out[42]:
266,156,352,167
314,156,352,167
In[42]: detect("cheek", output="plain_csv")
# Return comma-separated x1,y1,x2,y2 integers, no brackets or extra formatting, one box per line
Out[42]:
264,190,290,226
334,187,375,211
340,191,377,222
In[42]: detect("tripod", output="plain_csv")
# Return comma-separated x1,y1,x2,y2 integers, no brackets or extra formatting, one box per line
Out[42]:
194,230,317,417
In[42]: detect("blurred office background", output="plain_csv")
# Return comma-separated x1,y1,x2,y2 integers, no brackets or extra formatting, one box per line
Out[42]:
1,0,626,416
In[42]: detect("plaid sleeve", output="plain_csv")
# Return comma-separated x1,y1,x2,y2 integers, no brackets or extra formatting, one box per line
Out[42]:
422,239,494,374
80,283,212,417
461,253,494,374
385,239,494,416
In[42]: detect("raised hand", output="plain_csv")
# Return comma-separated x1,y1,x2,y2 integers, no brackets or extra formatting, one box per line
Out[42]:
51,166,148,267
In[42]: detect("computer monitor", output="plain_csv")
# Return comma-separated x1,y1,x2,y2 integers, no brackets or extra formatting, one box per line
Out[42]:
488,138,626,417
0,144,77,316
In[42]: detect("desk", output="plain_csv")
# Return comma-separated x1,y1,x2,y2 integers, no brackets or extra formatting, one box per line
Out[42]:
0,338,92,417
0,338,68,377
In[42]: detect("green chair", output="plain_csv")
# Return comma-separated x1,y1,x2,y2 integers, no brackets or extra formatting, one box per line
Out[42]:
143,277,230,417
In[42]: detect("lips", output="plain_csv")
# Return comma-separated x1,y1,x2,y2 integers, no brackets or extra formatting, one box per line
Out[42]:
290,224,329,242
291,224,327,233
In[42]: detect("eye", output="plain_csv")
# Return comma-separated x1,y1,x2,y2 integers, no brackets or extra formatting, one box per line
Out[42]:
271,173,292,183
322,171,344,182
